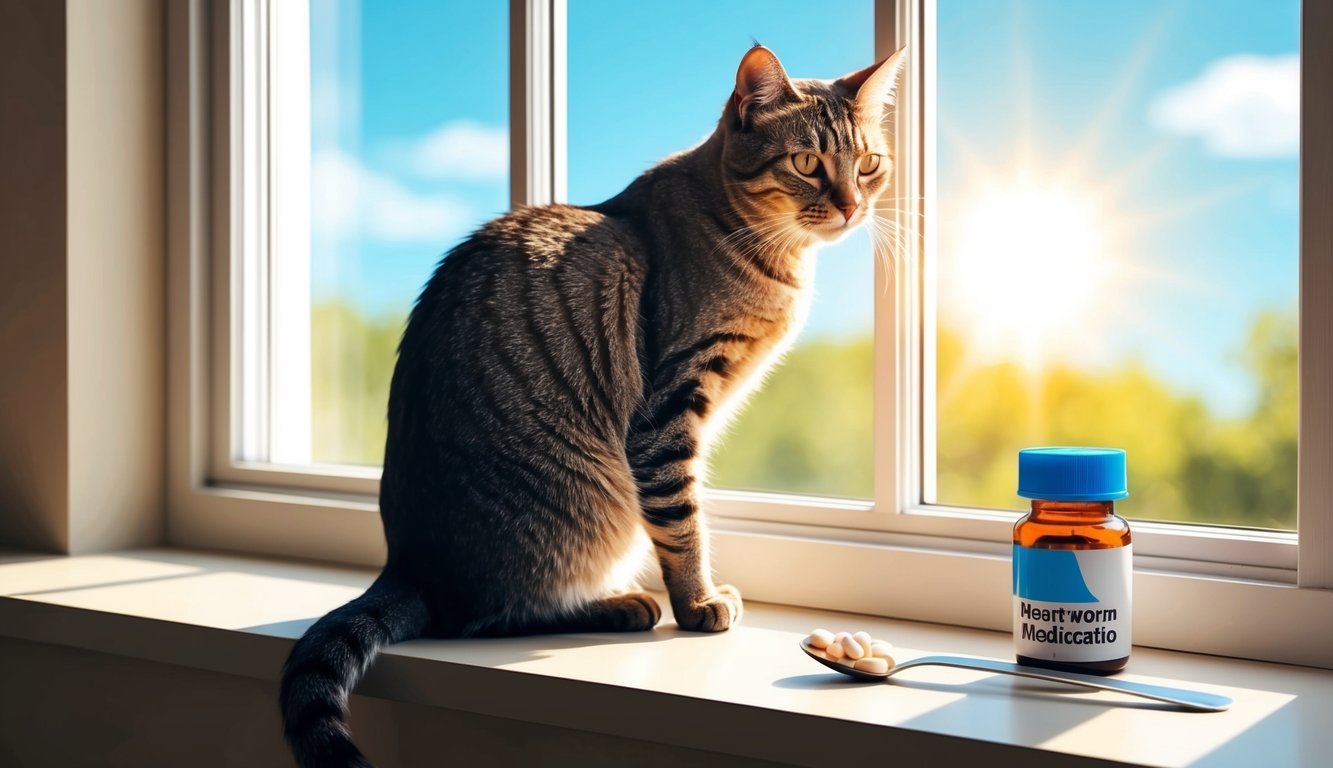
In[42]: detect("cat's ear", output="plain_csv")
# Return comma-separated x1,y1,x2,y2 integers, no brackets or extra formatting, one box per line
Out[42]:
732,45,798,128
837,47,907,115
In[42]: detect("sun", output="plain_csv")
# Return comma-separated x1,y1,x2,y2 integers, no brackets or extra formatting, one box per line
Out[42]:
942,176,1120,370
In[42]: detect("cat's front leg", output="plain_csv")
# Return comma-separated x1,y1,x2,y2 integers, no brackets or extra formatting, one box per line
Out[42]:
628,410,742,632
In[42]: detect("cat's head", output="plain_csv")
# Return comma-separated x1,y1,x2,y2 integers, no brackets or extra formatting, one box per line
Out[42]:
722,45,906,244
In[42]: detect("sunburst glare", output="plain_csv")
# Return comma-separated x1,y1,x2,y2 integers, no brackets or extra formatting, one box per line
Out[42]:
926,0,1298,527
943,176,1119,370
933,3,1227,379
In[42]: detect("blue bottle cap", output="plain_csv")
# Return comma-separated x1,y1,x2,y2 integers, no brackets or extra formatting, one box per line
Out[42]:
1017,447,1128,501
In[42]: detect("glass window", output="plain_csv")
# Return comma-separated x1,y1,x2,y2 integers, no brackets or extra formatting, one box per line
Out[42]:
930,0,1300,528
568,0,876,499
308,0,509,466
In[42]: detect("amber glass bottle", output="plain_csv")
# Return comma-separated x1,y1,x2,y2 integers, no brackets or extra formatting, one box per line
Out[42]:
1013,448,1132,676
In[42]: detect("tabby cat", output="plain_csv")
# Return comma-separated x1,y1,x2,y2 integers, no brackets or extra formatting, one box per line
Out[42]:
279,44,904,767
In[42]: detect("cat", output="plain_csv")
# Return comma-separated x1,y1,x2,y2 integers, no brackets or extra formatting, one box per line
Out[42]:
279,44,904,768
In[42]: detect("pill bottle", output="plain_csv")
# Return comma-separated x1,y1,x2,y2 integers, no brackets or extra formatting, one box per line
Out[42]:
1013,447,1131,675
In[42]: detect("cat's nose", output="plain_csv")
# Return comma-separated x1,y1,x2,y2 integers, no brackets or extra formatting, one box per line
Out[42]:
832,186,861,222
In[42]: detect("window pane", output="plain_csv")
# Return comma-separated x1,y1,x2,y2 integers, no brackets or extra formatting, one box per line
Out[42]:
931,0,1299,528
568,0,876,499
307,0,508,466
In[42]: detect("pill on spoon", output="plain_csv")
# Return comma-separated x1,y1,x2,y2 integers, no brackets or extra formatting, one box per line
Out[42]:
825,641,845,660
853,631,874,650
836,633,865,660
871,641,894,659
854,657,890,674
807,629,834,650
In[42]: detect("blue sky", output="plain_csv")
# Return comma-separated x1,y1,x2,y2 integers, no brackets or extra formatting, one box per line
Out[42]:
310,0,1299,417
933,0,1299,415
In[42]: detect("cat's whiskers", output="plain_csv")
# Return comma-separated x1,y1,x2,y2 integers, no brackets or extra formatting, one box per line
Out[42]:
867,211,925,291
868,215,907,252
872,194,927,204
865,219,897,284
869,205,924,245
875,225,916,277
710,210,804,265
708,219,786,263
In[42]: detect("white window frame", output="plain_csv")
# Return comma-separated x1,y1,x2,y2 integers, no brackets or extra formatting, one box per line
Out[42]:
166,0,1333,667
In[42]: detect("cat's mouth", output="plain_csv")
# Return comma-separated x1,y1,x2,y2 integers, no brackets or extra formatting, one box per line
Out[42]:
807,208,865,242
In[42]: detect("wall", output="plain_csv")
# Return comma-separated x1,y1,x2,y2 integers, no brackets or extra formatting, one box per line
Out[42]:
0,0,164,553
0,0,70,552
0,637,780,768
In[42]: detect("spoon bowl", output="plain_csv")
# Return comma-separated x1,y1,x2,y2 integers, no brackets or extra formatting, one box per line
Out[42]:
799,640,1232,712
800,641,894,681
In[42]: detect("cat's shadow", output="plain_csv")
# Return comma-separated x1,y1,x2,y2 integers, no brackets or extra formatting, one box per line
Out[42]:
246,617,713,670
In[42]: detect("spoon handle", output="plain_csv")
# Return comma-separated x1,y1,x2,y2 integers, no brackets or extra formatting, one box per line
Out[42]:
889,655,1232,712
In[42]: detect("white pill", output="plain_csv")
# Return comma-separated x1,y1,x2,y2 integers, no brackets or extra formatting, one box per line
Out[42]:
854,657,890,674
838,656,857,667
870,641,894,659
841,636,865,660
825,641,845,660
853,631,874,650
832,634,852,656
807,629,835,649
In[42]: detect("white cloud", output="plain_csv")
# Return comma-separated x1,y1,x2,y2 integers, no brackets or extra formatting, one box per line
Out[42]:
402,119,508,180
1149,53,1299,158
312,149,475,244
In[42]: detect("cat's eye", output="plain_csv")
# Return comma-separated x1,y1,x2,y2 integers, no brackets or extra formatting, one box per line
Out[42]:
858,154,882,175
792,152,821,176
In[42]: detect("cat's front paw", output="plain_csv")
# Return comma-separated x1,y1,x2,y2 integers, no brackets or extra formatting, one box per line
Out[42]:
675,584,743,632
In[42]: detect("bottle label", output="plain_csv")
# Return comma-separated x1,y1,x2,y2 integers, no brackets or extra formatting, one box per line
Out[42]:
1012,544,1132,663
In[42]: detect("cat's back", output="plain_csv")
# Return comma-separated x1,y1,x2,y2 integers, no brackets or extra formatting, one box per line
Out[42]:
405,203,646,344
435,203,644,287
395,202,648,450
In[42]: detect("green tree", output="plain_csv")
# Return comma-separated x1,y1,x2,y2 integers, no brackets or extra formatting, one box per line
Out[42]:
310,300,1297,530
932,311,1296,528
311,302,403,466
1173,311,1297,528
707,338,875,498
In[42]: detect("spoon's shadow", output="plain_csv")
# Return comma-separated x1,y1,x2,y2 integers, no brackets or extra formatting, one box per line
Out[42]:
773,673,873,690
885,675,1181,711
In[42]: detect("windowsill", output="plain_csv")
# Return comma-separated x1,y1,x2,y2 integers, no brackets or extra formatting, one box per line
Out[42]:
1,548,1329,767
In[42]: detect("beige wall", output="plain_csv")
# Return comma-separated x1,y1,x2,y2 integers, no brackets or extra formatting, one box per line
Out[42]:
0,0,71,552
0,637,782,768
0,0,164,553
65,0,166,552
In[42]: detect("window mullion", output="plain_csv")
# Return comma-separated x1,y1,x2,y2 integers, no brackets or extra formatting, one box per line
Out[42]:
232,0,267,464
265,0,312,465
510,0,565,207
551,0,567,203
919,0,939,507
1299,0,1333,589
873,0,925,522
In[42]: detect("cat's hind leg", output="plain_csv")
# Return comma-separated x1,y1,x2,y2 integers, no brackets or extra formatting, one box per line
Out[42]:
557,592,662,632
470,593,662,636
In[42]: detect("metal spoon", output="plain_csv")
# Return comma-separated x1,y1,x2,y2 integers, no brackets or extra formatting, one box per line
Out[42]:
799,641,1232,712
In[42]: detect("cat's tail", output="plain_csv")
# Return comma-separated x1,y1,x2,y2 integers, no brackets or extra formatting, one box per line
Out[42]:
279,569,430,768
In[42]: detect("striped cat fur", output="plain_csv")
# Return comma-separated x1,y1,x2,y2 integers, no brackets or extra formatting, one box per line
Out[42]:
279,45,904,767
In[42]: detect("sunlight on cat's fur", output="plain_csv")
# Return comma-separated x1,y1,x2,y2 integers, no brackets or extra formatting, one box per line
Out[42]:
279,44,905,768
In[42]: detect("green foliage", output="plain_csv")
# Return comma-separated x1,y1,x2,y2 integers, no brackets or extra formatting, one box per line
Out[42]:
310,301,1296,529
931,311,1297,528
311,303,402,466
707,338,874,498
